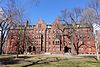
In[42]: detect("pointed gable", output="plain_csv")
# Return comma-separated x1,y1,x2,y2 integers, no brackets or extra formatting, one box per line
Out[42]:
52,18,62,30
37,19,44,24
35,19,46,29
34,19,46,34
53,18,60,25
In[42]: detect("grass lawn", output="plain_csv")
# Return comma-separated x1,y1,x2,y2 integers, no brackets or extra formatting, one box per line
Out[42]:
0,54,100,67
26,58,100,67
0,54,15,58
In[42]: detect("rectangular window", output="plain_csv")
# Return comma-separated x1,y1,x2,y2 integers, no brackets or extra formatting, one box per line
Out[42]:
55,24,59,28
56,35,60,39
53,41,54,44
49,41,50,44
32,38,34,41
56,41,59,45
38,24,42,28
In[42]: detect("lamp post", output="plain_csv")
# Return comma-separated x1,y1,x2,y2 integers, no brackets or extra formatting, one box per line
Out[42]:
95,31,99,60
92,23,100,60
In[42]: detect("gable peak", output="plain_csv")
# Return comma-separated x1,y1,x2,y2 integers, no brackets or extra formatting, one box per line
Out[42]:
37,19,44,24
54,18,60,24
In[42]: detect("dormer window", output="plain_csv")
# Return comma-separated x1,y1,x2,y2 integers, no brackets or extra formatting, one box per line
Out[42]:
38,24,41,28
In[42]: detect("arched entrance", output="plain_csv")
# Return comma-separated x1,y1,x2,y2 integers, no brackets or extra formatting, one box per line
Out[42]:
64,46,71,53
64,46,69,53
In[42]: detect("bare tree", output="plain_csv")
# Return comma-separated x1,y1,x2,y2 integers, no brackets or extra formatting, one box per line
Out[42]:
80,7,97,26
0,10,19,55
86,0,100,31
80,0,100,60
88,0,100,15
59,7,92,54
59,9,71,26
0,0,23,55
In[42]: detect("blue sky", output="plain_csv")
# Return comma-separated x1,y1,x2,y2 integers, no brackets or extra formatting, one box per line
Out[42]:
0,0,90,24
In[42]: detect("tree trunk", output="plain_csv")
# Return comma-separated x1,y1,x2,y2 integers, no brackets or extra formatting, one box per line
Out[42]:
16,39,20,58
76,49,79,55
0,43,3,55
0,31,3,55
16,45,19,58
71,34,76,55
76,43,79,55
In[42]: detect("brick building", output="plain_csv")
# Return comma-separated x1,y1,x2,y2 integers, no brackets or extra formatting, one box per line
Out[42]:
3,19,97,54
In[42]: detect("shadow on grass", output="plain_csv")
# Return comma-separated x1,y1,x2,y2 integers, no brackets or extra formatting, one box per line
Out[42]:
80,55,99,61
22,61,49,67
22,57,68,67
86,61,100,63
0,56,32,65
0,57,19,65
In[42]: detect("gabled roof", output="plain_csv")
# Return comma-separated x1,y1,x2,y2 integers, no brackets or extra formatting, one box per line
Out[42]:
53,18,61,25
36,19,45,25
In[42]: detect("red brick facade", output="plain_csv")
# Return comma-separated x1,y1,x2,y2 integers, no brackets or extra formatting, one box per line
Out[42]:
3,19,97,54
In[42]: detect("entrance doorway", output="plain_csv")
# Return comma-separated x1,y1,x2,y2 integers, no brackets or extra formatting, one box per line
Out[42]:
64,46,71,53
33,46,36,51
28,46,32,53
